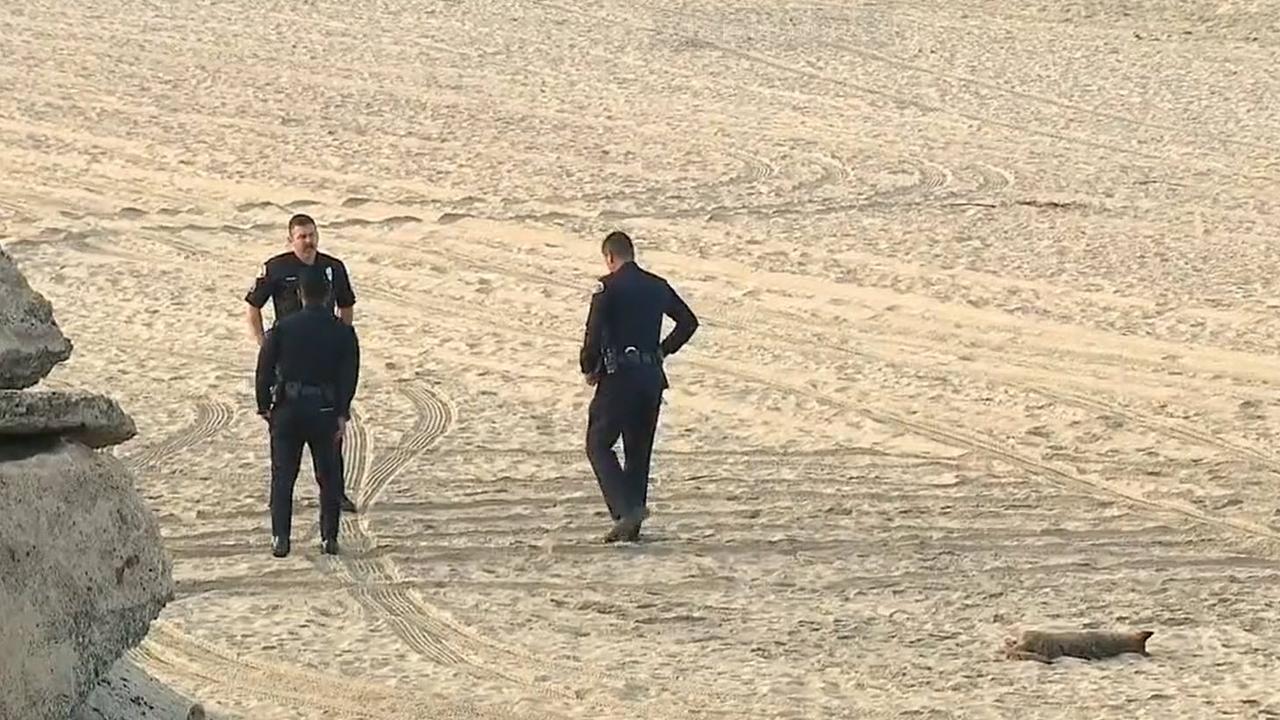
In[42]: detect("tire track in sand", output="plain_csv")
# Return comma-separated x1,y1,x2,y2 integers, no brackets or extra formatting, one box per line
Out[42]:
1026,384,1280,475
376,230,1280,490
819,35,1274,154
702,296,1280,553
702,359,1280,550
340,402,372,530
532,0,1163,161
123,399,235,472
711,295,1280,482
332,384,595,699
131,623,534,720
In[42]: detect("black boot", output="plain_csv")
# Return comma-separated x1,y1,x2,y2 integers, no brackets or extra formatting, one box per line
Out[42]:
272,536,290,558
321,538,339,555
341,495,357,513
603,508,645,543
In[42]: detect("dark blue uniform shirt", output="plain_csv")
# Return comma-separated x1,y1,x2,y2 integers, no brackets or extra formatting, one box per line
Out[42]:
245,251,356,322
255,305,361,419
580,261,699,381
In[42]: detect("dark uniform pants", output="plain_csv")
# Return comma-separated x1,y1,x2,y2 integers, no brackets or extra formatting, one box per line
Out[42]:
275,368,346,497
329,433,346,495
270,401,343,541
586,371,663,521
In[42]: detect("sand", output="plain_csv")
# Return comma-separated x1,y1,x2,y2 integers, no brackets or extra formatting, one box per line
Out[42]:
3,0,1280,717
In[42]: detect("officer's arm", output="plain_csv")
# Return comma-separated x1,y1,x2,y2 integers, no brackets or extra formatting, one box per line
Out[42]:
245,262,273,346
254,327,281,417
246,306,268,347
660,282,699,357
336,326,360,419
579,282,607,376
335,262,356,325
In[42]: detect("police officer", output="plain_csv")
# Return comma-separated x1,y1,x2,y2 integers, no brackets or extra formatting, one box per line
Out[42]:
255,267,360,557
245,213,358,513
580,230,699,543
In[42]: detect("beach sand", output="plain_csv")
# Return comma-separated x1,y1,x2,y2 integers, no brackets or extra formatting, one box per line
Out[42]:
4,0,1280,717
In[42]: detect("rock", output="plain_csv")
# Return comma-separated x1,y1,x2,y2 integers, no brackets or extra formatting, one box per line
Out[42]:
0,390,136,448
1003,628,1154,663
0,245,73,389
76,660,208,720
74,658,205,720
0,438,174,720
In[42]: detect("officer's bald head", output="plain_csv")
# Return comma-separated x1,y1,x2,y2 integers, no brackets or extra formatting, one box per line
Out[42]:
601,231,634,271
299,267,330,306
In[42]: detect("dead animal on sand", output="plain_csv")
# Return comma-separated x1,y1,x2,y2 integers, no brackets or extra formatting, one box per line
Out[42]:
1003,629,1154,663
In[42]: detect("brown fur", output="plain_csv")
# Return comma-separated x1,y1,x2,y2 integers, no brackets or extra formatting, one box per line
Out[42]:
1003,629,1154,663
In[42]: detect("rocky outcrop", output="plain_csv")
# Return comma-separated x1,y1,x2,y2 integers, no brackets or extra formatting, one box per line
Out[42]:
0,245,174,720
0,245,72,389
74,658,206,720
0,390,136,448
0,440,174,719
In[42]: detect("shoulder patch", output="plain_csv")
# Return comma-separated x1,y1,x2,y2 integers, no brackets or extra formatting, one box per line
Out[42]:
592,281,605,295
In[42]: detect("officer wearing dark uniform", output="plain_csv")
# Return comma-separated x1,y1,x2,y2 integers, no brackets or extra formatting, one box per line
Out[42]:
580,230,699,543
245,213,358,513
255,267,361,558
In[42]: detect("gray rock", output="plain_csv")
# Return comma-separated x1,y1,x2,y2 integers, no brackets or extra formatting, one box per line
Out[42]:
0,390,136,448
0,244,73,389
0,438,174,720
75,658,207,720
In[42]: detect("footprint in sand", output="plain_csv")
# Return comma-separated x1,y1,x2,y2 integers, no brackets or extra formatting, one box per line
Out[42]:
1101,414,1126,430
1237,399,1266,421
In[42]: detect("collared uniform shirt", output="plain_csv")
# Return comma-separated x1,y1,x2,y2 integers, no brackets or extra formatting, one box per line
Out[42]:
579,261,699,380
255,306,361,419
245,251,356,322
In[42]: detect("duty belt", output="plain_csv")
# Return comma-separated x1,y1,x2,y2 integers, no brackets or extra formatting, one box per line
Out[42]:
281,382,334,401
614,346,662,367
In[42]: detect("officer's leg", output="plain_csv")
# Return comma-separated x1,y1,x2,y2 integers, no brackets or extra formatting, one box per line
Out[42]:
306,411,343,550
336,433,356,513
269,406,305,555
585,383,629,523
622,390,663,518
266,367,282,509
312,428,356,513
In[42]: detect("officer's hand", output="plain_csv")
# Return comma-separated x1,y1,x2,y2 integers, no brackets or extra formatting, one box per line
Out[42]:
584,373,599,386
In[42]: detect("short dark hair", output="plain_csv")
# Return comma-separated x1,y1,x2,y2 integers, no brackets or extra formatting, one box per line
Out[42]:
288,213,316,235
298,266,330,304
602,230,634,260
